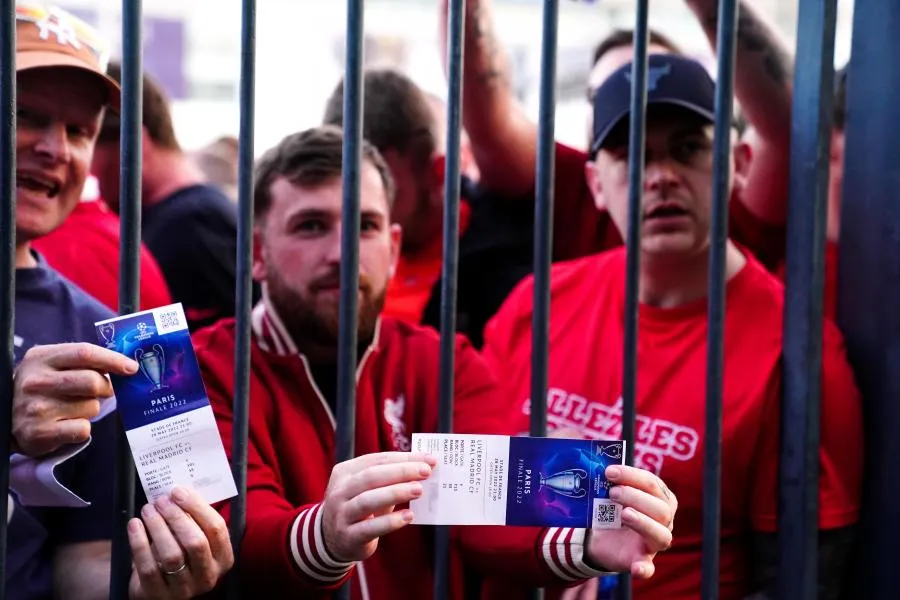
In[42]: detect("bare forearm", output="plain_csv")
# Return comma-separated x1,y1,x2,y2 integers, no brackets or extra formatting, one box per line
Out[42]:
441,0,538,195
687,0,793,140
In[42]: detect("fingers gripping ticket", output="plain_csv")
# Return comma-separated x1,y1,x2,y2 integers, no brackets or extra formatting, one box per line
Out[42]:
290,504,356,584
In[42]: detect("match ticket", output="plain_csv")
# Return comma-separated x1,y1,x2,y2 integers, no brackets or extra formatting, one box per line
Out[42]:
95,303,237,504
410,434,625,529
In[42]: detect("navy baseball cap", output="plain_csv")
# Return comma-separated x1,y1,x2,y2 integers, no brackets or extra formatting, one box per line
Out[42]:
590,54,717,156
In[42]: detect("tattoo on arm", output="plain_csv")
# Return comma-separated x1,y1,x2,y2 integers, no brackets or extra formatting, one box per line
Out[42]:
703,4,793,88
469,3,509,88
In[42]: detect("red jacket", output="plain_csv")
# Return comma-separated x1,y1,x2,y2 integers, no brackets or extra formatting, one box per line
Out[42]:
194,299,608,600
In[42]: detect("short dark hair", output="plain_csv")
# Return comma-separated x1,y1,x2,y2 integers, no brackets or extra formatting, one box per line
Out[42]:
833,65,848,131
98,62,180,150
322,68,437,170
592,28,684,68
253,125,395,222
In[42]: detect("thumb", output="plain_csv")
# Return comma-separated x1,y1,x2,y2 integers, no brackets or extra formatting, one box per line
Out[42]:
631,560,655,580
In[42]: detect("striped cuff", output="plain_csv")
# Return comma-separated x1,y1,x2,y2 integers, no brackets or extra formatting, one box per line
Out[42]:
540,527,614,581
289,503,355,583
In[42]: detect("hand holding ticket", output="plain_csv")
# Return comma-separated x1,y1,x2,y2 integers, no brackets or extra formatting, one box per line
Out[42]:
410,433,627,529
95,303,237,505
409,433,677,579
583,464,678,579
320,452,437,563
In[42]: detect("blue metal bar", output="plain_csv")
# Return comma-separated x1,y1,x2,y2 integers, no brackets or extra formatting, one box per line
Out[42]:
529,3,559,598
335,1,365,599
529,0,558,443
226,0,256,597
111,1,143,596
434,0,465,598
779,0,837,598
617,4,650,600
702,1,739,599
0,1,15,596
838,1,900,598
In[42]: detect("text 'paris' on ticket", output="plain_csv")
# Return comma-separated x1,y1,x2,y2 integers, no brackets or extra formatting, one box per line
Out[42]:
410,433,626,529
95,303,236,505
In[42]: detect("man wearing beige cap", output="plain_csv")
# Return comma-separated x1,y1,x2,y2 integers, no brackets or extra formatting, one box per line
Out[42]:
8,3,232,598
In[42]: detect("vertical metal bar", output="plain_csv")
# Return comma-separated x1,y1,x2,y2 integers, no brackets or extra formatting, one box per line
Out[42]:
617,3,650,600
434,0,465,598
226,0,256,597
779,1,837,598
838,1,900,598
335,1,364,599
529,0,558,445
111,1,143,597
702,1,739,599
529,3,559,599
0,2,15,597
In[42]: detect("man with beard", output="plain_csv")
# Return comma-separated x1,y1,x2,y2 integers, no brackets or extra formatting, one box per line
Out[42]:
193,125,680,599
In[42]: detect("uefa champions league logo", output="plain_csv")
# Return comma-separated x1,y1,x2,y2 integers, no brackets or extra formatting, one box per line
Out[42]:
98,323,116,349
539,468,588,499
597,444,623,460
136,344,168,392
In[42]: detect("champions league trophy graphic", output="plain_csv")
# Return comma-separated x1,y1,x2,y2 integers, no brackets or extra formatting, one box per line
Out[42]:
98,323,116,349
539,468,588,499
136,344,168,392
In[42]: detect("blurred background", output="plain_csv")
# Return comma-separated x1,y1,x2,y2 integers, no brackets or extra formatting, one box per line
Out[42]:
54,0,856,155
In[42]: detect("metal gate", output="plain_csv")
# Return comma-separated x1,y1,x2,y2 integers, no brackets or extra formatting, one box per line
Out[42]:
1,0,896,599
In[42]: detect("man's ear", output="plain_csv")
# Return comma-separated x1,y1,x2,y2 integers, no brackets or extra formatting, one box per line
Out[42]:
733,139,752,179
427,154,447,209
388,223,402,278
252,227,266,282
584,159,605,211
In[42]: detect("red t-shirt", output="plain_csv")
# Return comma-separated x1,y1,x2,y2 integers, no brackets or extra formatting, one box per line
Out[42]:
384,201,472,324
33,200,172,312
481,247,863,600
776,241,839,322
551,142,787,271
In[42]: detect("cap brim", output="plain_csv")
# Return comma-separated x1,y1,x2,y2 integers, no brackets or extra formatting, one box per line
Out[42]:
16,51,121,112
590,99,717,156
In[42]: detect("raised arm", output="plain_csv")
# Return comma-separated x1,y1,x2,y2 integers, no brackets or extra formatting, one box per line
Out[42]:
440,0,539,196
685,0,793,226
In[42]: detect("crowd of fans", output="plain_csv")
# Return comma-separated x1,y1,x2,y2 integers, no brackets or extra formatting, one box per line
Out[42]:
6,1,860,599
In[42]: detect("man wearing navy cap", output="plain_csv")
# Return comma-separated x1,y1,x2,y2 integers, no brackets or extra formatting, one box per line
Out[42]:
481,55,863,599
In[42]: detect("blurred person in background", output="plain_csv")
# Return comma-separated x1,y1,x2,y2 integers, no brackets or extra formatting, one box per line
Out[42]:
324,68,535,348
441,0,792,271
191,135,240,203
90,63,260,331
34,173,173,312
422,90,481,182
324,69,457,325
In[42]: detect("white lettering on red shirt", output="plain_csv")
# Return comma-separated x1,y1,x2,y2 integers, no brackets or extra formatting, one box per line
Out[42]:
522,390,699,475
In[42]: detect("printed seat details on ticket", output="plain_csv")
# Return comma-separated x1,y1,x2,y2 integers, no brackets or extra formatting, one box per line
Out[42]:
95,303,237,504
410,433,625,529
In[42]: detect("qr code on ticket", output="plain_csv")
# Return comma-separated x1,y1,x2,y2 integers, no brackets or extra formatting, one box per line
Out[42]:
592,499,622,529
153,305,188,335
